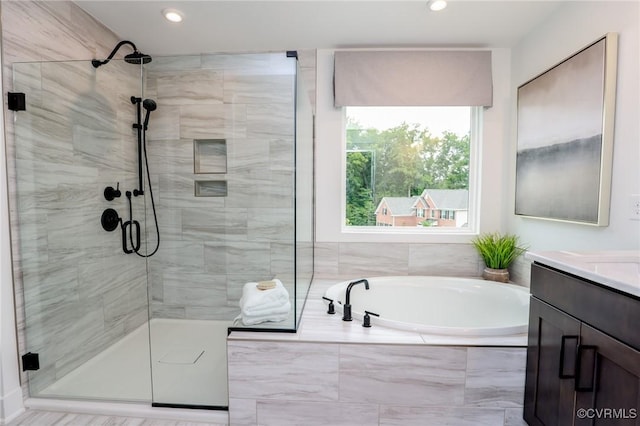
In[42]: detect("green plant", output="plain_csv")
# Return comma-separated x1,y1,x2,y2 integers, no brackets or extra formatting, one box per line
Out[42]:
471,232,527,269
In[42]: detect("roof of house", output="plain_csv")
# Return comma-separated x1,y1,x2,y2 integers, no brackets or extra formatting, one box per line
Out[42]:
421,189,469,210
375,189,469,215
375,196,421,216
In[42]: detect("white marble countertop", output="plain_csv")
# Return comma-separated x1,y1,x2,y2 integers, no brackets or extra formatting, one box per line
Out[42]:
526,250,640,298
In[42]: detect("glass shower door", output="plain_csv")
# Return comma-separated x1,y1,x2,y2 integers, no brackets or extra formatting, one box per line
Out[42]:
143,52,300,408
12,59,152,402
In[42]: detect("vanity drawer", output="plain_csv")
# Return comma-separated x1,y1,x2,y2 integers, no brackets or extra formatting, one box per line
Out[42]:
531,262,640,351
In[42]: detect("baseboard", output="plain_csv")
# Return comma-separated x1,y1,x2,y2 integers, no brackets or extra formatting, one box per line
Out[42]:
0,386,25,425
24,398,228,424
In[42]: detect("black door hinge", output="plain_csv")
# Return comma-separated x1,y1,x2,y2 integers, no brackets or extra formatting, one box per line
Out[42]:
8,92,26,111
22,352,39,371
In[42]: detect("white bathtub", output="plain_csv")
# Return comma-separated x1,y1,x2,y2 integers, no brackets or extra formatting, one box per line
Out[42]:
323,276,530,336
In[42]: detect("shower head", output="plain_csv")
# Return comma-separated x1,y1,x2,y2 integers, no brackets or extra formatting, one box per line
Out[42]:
143,99,157,112
92,40,152,68
124,51,152,65
143,99,157,130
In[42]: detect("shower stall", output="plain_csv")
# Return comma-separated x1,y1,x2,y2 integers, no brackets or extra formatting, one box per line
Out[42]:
11,50,314,408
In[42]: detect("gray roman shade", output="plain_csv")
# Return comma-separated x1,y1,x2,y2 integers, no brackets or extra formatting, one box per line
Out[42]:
334,50,493,107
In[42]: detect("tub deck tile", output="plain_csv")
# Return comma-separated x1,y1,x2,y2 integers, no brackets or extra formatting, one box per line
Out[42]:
464,348,527,408
227,340,340,401
339,345,467,406
379,405,506,426
256,400,378,426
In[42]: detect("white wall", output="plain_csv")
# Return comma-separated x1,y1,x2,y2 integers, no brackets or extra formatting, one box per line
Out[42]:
315,47,512,244
507,1,640,251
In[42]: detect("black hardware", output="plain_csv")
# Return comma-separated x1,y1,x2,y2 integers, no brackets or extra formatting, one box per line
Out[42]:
130,96,156,197
558,335,578,379
104,182,121,201
131,97,144,196
142,98,157,131
22,352,39,371
122,220,141,254
322,297,335,314
92,40,152,68
8,92,26,111
363,310,380,328
124,187,160,258
101,208,120,232
342,304,352,321
342,279,370,321
286,50,298,59
575,344,597,392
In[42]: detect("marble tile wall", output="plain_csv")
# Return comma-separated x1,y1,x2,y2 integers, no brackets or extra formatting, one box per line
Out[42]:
315,242,487,279
144,52,315,323
1,1,150,397
227,339,526,425
314,242,533,289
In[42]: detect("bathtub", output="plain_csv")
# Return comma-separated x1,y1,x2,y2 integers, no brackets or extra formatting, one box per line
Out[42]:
323,276,530,336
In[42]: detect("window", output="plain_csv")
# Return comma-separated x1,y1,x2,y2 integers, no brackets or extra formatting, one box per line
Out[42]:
344,106,478,232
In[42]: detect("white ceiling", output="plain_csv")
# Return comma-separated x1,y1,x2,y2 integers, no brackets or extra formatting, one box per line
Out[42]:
75,1,565,56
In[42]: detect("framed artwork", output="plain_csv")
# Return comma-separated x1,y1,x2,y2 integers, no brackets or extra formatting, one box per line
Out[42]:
515,33,618,226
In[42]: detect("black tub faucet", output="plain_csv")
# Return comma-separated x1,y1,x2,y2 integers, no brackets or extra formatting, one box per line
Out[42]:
342,279,370,321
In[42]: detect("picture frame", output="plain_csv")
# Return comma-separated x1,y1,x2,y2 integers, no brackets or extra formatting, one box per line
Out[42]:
515,33,618,226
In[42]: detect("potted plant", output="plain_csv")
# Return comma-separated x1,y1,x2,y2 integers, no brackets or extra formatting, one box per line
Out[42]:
471,232,527,283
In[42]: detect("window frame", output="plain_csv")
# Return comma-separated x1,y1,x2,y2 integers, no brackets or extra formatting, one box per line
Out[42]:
341,106,482,236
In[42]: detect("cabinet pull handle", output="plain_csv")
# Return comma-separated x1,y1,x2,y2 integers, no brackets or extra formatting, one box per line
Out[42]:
559,335,578,379
575,344,598,392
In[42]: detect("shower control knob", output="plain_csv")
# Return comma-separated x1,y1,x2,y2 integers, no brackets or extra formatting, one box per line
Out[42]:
104,183,121,201
101,208,120,232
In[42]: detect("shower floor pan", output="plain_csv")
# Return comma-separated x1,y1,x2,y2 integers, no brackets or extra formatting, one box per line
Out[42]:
38,318,232,408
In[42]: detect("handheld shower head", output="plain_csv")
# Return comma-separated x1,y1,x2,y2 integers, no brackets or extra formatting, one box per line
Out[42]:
143,99,157,112
143,99,157,130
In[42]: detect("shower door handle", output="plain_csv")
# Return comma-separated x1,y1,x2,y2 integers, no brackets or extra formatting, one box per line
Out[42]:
122,220,141,254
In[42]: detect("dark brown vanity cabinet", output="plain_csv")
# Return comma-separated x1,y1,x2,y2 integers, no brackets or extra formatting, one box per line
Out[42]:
524,263,640,426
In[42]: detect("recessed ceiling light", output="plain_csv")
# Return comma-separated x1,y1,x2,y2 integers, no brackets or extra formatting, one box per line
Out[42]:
162,8,184,23
428,0,447,11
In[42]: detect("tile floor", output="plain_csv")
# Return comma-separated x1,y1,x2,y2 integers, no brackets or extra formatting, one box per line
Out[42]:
7,410,226,426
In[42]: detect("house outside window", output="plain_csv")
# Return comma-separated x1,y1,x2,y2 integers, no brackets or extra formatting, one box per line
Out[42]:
345,106,478,230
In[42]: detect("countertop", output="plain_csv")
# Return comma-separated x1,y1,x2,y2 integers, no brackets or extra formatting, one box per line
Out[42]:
526,250,640,298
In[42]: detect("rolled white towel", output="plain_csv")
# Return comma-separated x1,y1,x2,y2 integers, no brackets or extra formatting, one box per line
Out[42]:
239,279,289,317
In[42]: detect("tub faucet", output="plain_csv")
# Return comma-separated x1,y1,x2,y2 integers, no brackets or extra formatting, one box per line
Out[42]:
342,279,370,321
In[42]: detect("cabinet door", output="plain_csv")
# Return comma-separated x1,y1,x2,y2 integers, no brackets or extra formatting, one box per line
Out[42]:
575,324,640,426
525,297,581,426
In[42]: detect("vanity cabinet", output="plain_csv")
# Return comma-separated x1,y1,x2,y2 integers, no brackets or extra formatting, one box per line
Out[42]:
524,263,640,426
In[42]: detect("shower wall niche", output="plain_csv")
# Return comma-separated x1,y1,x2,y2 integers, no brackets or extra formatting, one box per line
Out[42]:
10,51,314,408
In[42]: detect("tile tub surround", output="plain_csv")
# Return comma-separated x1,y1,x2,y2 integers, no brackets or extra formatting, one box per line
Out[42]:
227,278,528,426
314,242,487,278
